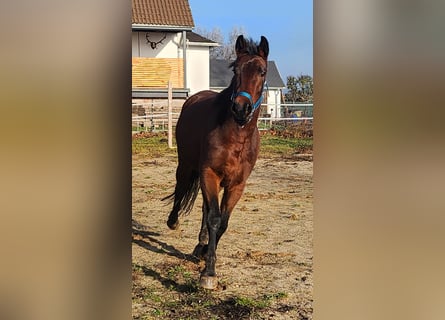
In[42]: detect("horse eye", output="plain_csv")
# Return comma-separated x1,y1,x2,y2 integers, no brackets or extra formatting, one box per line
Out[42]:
260,69,266,77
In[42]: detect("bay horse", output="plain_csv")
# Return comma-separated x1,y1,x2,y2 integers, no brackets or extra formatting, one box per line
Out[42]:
163,35,269,289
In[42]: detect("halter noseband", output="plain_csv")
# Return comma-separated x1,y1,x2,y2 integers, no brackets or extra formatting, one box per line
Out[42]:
230,81,268,113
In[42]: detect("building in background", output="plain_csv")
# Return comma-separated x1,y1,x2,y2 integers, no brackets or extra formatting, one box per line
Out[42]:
132,0,286,119
132,0,217,98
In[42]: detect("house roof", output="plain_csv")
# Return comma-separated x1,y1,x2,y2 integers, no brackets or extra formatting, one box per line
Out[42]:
132,0,194,30
210,60,286,89
186,31,218,46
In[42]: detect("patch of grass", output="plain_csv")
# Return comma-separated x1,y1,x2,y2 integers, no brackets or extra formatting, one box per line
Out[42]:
150,308,166,317
134,271,291,320
264,291,288,300
260,133,313,157
234,296,271,309
166,265,191,281
233,292,287,310
132,132,177,158
132,263,144,273
132,131,312,160
165,265,199,293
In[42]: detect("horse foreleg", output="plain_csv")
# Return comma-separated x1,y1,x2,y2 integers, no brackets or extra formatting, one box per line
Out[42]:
217,183,246,246
199,168,221,289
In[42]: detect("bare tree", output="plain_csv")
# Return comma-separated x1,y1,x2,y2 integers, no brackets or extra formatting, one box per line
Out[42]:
194,26,224,59
195,26,247,60
222,26,247,60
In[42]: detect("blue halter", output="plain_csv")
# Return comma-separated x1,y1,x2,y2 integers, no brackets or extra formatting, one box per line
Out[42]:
233,91,263,111
231,81,268,113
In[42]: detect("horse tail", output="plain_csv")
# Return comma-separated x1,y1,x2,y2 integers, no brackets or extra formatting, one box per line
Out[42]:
162,170,200,217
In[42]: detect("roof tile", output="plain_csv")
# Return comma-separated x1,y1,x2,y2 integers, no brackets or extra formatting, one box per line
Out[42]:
132,0,194,28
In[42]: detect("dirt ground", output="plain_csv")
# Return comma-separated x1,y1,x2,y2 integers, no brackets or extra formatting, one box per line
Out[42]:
132,152,313,319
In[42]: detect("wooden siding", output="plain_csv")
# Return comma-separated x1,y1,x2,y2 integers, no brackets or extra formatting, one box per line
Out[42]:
132,58,184,88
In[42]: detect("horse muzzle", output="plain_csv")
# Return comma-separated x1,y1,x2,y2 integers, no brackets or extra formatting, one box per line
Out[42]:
231,90,263,127
231,101,252,126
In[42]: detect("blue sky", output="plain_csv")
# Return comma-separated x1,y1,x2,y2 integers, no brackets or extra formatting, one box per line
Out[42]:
188,0,313,81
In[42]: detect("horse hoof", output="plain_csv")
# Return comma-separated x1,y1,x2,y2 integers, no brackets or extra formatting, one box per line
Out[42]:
200,275,218,290
167,219,179,230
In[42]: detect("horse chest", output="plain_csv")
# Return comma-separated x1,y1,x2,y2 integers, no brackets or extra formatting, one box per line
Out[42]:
202,119,259,187
219,145,255,186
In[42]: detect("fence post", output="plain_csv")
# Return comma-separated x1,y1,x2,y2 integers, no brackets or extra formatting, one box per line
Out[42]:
167,81,173,148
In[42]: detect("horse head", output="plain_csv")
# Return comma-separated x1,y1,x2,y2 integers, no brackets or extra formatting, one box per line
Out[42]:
230,35,269,127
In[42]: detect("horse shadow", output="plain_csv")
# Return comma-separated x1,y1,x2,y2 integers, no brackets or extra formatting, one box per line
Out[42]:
134,264,198,293
132,219,198,264
132,219,200,293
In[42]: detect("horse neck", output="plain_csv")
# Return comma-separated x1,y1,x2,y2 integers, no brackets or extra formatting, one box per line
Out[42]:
220,77,236,101
218,78,236,117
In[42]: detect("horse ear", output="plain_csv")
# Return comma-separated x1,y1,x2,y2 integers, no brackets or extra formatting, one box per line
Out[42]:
258,36,269,59
235,35,247,56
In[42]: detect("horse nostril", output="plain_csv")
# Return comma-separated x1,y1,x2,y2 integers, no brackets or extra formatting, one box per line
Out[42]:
232,101,252,119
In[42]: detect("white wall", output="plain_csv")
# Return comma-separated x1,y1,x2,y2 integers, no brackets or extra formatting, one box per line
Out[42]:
132,31,211,93
266,89,282,118
132,31,183,58
186,45,210,95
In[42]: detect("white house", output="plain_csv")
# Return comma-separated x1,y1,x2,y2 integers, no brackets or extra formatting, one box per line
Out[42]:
131,0,286,117
132,0,217,98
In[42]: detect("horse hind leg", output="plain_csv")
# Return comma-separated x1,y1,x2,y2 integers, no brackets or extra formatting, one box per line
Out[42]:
165,165,199,230
167,203,181,230
166,182,183,230
192,201,209,259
